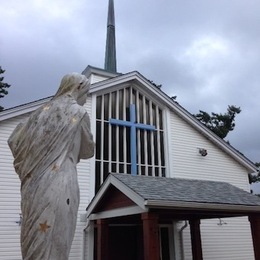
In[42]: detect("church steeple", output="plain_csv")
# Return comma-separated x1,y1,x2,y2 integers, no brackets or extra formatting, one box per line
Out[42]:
104,0,117,73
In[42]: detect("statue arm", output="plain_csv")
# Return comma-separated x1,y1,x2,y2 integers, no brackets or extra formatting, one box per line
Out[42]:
78,113,95,161
8,122,25,157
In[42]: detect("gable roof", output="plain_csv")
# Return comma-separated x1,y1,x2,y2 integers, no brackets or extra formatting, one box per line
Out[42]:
87,173,260,220
0,68,257,172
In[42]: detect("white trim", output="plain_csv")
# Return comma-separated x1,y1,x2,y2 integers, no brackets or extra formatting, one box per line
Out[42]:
0,97,51,121
90,72,257,172
88,205,147,220
164,109,172,178
159,224,176,260
1,69,256,172
110,177,146,209
89,94,97,202
86,174,146,217
145,200,260,213
86,176,112,217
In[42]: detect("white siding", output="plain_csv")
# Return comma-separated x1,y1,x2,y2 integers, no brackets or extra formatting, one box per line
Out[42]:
0,115,25,259
89,74,110,84
169,110,250,190
168,110,254,260
0,96,93,260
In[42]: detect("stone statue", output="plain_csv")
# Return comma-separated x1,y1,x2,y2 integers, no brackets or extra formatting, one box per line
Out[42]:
8,73,95,260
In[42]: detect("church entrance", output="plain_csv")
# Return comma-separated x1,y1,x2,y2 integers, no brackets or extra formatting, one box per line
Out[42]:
109,225,144,260
94,224,174,260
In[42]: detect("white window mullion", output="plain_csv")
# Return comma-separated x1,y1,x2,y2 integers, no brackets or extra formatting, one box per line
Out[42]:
156,107,162,177
123,88,127,173
108,92,112,173
150,101,155,176
116,90,120,173
100,95,105,183
143,96,148,176
136,90,141,175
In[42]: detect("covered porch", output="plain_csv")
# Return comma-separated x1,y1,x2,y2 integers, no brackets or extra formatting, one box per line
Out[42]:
87,174,260,260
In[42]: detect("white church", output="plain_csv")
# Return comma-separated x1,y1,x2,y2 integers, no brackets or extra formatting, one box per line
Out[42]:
1,1,260,259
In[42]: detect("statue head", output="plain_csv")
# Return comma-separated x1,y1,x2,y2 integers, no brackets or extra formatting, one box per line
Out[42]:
54,73,90,105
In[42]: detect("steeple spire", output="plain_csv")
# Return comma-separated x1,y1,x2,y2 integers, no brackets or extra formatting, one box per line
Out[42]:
104,0,117,73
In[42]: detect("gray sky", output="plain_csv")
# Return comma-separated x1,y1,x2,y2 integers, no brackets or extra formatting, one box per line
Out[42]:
1,0,260,167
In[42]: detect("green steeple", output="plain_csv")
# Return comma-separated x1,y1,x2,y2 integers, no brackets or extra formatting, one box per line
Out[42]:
104,0,117,73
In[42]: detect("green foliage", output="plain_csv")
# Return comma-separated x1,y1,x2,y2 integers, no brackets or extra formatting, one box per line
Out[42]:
0,66,11,111
249,163,260,184
194,105,241,139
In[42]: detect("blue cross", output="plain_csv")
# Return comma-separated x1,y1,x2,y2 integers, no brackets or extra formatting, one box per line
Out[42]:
109,104,156,176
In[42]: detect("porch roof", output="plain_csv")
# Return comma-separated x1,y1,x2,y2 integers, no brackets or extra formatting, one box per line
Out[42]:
87,173,260,221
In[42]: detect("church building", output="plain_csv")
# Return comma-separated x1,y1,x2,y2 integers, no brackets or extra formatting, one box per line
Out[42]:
1,1,260,259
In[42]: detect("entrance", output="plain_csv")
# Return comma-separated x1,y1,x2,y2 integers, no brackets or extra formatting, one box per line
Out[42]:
94,225,174,260
109,225,144,260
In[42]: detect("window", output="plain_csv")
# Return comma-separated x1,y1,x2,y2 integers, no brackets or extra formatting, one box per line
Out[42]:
95,86,165,192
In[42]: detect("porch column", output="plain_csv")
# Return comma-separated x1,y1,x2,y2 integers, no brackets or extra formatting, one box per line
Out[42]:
97,219,109,260
189,219,203,260
142,212,160,260
249,215,260,260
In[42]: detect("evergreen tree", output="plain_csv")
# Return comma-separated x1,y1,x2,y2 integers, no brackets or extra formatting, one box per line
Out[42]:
0,66,11,111
249,163,260,184
194,105,241,139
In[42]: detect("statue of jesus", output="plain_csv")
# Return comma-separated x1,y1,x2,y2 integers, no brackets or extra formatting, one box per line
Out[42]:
8,73,95,260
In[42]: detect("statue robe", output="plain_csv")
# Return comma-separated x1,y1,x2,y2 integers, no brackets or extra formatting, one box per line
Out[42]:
8,94,94,260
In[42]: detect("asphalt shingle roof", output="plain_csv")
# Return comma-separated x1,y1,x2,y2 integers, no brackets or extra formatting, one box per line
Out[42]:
112,173,260,206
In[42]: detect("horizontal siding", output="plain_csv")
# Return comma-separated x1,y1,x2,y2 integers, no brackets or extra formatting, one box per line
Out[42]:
90,74,109,84
168,110,254,259
0,96,93,260
169,111,251,190
181,218,254,260
0,115,24,260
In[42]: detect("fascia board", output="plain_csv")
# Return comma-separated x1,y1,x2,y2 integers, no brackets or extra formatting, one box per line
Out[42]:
145,200,260,213
0,97,51,121
88,205,147,220
110,176,146,210
89,71,256,172
89,71,140,94
86,175,112,217
86,174,147,217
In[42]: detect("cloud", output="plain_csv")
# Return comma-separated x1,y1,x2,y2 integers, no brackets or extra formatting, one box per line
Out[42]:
1,0,260,165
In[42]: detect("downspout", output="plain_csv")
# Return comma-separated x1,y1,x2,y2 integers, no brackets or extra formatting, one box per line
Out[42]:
179,221,188,260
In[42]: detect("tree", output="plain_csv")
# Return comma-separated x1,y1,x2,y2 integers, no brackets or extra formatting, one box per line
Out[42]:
194,105,241,139
249,163,260,184
0,66,11,111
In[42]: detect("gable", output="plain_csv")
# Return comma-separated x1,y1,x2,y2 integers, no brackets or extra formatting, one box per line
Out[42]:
0,69,257,174
92,186,136,213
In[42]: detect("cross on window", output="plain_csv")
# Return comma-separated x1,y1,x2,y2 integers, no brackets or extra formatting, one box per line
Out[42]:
110,104,156,175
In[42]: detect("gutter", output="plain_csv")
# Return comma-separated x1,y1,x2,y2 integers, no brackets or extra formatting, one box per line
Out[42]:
144,200,260,213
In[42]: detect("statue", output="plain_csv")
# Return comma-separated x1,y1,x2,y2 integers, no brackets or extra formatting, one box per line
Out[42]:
8,73,95,260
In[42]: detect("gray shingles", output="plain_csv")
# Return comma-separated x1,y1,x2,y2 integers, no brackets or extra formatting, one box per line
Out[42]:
112,173,260,206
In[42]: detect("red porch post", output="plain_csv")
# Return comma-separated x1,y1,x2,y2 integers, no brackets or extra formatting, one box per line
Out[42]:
142,212,160,260
189,219,203,260
97,219,109,260
249,215,260,260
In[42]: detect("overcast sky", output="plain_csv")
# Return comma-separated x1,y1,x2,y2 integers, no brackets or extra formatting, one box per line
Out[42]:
1,0,260,167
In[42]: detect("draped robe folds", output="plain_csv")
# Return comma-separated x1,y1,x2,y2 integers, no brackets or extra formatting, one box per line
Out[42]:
8,92,94,260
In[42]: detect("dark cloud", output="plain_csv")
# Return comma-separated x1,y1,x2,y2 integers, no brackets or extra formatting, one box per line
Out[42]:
1,0,260,165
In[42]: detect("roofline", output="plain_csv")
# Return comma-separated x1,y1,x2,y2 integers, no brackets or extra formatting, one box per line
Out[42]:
0,97,52,121
86,174,146,217
82,65,121,79
89,71,257,172
0,70,257,171
145,199,260,213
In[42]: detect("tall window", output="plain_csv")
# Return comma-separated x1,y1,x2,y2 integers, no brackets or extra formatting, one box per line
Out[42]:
95,86,165,192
